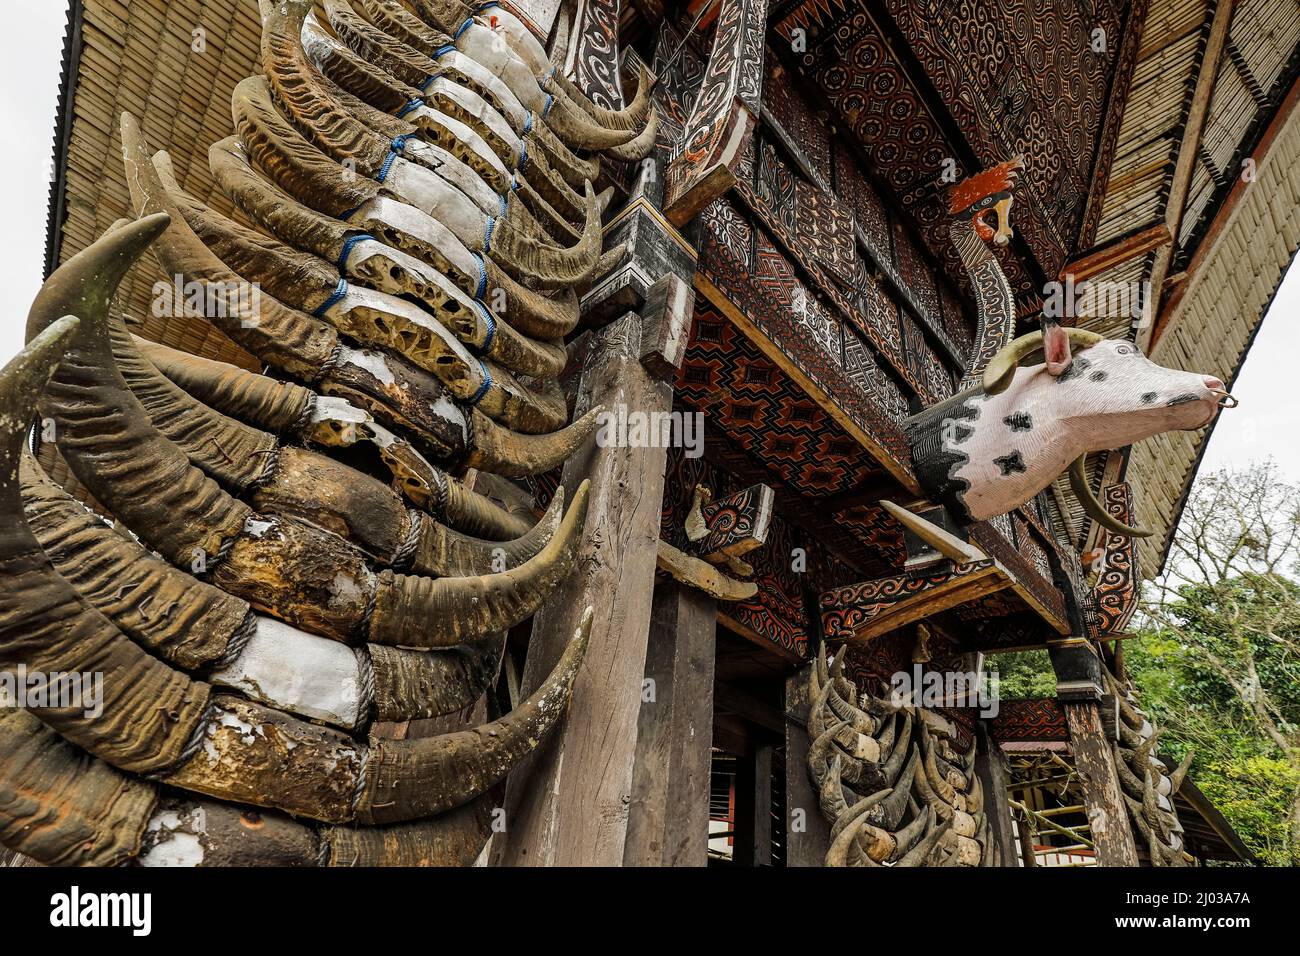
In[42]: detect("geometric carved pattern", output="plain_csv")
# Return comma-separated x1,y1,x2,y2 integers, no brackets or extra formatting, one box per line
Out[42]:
773,0,1128,307
1093,482,1140,636
989,698,1069,743
677,299,882,495
696,197,915,479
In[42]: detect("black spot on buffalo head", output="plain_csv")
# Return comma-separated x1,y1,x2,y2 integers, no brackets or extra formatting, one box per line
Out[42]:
1090,370,1107,382
1141,391,1157,404
1003,412,1033,432
1054,356,1092,383
993,450,1026,476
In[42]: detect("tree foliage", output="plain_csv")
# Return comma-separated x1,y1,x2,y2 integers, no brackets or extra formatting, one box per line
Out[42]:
1128,460,1300,866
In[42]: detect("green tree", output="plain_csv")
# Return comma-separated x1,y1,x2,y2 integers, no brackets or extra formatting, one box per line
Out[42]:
1128,460,1300,865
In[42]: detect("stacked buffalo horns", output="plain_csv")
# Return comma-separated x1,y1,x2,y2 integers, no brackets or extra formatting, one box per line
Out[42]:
809,649,991,867
1104,672,1193,866
1,0,655,866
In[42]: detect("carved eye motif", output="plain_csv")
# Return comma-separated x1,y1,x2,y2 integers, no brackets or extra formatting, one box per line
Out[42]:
1115,344,1135,356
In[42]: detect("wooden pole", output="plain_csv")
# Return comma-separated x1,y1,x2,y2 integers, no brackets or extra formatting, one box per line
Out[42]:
623,576,718,866
783,665,832,865
973,722,1018,866
733,743,774,866
490,307,685,866
1064,700,1140,866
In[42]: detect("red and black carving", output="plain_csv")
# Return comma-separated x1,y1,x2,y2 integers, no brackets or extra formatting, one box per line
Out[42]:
1093,482,1140,635
566,0,625,110
664,0,769,221
820,559,997,642
989,698,1069,743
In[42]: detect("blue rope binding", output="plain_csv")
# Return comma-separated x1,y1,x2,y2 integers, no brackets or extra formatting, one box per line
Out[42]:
473,300,497,352
469,361,493,406
472,253,488,299
313,278,349,317
337,234,375,272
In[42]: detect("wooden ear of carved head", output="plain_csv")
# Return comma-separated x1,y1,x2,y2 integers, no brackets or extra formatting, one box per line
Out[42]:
947,156,1026,246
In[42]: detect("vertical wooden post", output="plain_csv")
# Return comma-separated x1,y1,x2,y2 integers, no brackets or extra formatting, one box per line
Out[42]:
1065,700,1140,866
732,744,774,866
783,666,831,866
973,722,1018,866
492,284,690,864
622,576,718,866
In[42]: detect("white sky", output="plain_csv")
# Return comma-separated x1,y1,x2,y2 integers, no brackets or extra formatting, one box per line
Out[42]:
1,4,1296,488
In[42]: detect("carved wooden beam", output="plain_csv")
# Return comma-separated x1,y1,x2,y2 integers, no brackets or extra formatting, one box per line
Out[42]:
1091,482,1140,636
820,559,1009,645
657,540,758,601
989,698,1070,744
1062,222,1170,283
662,0,768,225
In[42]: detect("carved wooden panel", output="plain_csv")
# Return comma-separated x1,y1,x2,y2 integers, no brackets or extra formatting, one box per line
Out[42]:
1093,482,1140,636
990,698,1069,743
690,483,776,562
565,0,625,109
821,559,1003,643
664,0,769,223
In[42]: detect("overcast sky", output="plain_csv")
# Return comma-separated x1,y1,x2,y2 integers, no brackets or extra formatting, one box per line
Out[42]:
2,4,1295,488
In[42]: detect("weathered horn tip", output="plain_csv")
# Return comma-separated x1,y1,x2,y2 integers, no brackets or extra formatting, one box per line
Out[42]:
16,316,81,372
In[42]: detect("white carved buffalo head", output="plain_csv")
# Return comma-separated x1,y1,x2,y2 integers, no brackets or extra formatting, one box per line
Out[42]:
905,326,1235,536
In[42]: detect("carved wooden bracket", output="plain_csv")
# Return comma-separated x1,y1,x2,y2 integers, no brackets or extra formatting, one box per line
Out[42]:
1091,482,1140,636
684,482,774,575
662,0,768,225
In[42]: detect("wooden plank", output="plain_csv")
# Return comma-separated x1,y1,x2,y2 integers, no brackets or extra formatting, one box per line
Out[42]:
491,313,679,866
623,576,718,866
1063,222,1170,281
1064,700,1140,866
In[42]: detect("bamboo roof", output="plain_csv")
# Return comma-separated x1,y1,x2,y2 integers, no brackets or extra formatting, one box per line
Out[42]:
45,0,266,370
1065,0,1299,573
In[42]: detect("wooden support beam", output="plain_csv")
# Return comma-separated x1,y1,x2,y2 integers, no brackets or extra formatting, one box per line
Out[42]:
491,311,684,866
1064,701,1140,866
563,0,626,110
1062,222,1170,281
1136,0,1237,351
783,666,831,866
733,744,774,866
623,576,718,866
973,724,1019,866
